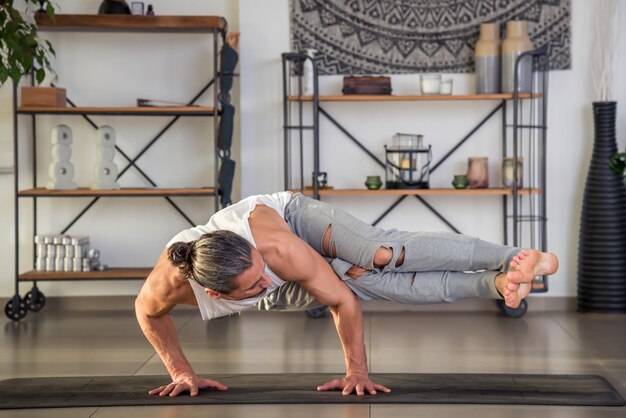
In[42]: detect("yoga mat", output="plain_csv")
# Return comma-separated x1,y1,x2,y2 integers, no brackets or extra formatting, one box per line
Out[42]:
0,373,624,409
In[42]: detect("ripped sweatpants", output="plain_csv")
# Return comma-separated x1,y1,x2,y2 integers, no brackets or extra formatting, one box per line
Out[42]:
283,193,521,304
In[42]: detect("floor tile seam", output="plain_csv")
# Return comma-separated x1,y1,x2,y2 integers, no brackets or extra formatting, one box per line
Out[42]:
88,407,100,418
547,312,607,370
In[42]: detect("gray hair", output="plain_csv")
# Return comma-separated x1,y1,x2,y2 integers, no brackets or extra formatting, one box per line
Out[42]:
168,230,253,294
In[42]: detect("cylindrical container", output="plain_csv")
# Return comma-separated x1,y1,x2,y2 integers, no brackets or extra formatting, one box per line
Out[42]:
63,257,73,272
73,257,83,272
420,74,441,94
83,258,91,272
55,257,64,272
303,48,317,95
475,23,501,94
65,245,75,258
56,244,65,258
36,244,47,258
35,257,46,271
502,157,523,188
577,102,626,313
467,157,489,188
45,256,55,272
74,245,84,258
502,20,533,93
46,244,56,258
440,79,453,95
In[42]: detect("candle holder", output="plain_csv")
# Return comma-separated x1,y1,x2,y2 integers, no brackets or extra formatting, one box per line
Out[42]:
502,157,523,188
385,133,431,189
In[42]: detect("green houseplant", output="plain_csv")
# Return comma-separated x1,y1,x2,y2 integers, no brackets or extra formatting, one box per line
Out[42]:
0,0,56,86
609,151,626,185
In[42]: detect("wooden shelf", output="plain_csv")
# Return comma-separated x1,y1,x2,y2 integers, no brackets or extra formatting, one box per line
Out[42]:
19,268,150,281
35,13,227,33
288,93,541,102
17,106,215,116
18,187,216,197
297,188,541,196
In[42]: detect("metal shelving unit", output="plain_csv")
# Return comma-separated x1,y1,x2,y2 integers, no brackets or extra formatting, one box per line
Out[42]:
6,14,228,321
282,49,549,317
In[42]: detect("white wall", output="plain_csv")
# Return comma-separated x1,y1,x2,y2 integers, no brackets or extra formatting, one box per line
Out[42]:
239,0,624,299
1,0,624,299
0,0,240,297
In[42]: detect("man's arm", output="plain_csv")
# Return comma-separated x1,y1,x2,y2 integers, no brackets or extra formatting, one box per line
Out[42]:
264,233,390,396
135,249,228,396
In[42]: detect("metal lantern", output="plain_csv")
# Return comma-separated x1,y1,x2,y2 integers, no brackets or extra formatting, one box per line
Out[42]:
385,133,432,189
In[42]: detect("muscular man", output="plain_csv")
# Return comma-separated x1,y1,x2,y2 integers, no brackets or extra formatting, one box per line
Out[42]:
135,191,558,397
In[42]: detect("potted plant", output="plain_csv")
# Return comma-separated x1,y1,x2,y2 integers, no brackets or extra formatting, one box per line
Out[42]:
0,0,56,87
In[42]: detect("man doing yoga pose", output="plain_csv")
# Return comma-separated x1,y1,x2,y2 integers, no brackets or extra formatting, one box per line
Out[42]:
135,191,558,397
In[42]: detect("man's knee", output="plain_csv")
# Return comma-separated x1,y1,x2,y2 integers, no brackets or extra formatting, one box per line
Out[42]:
373,246,405,269
322,224,337,258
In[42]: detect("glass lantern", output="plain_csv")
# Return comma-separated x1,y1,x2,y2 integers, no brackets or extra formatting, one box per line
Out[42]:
385,133,432,189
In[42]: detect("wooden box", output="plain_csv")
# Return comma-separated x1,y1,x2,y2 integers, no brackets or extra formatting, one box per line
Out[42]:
342,76,392,95
21,87,67,107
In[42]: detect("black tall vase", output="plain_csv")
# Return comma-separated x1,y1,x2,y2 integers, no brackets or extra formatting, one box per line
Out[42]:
577,101,626,313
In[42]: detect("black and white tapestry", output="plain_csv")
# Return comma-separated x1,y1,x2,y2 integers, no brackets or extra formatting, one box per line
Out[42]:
291,0,571,74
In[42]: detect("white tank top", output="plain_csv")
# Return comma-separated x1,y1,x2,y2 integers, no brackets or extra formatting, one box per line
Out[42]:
165,191,293,320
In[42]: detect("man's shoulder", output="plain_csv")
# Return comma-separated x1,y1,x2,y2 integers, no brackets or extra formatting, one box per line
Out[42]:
139,250,196,314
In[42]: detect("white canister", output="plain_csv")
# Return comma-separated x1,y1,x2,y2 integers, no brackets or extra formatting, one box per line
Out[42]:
303,49,317,95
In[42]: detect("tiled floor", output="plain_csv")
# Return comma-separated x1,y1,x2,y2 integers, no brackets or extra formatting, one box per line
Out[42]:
1,304,625,417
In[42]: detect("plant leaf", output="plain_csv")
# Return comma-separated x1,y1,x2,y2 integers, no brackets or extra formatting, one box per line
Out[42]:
0,66,9,85
45,40,55,56
46,2,55,20
36,67,45,84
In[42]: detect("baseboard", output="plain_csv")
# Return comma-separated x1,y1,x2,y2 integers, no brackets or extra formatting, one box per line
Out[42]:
0,295,577,313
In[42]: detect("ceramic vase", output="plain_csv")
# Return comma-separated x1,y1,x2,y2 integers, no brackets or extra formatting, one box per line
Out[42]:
502,20,533,93
98,0,130,14
577,101,626,313
452,174,469,189
467,157,488,188
475,23,501,94
501,157,523,188
365,175,383,190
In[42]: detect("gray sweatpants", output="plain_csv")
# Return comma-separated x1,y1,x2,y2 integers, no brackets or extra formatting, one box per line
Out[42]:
283,193,520,304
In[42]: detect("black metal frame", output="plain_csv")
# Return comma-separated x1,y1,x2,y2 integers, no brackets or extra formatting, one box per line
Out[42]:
10,27,226,318
282,48,549,293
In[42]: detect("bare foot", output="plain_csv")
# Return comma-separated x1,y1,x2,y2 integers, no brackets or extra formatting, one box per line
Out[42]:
506,250,558,285
495,272,531,309
503,281,532,309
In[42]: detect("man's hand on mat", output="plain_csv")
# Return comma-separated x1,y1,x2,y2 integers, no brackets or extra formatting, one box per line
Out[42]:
316,374,391,396
149,374,229,397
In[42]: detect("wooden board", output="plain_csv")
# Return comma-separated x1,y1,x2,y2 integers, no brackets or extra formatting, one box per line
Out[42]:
17,106,214,116
296,188,541,196
18,187,216,197
288,93,542,102
35,13,227,33
18,268,150,281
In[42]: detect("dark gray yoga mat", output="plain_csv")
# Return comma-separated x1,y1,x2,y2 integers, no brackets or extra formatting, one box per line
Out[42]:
0,373,624,409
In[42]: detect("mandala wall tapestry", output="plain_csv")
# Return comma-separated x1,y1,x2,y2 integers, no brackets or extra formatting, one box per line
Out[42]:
291,0,571,74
